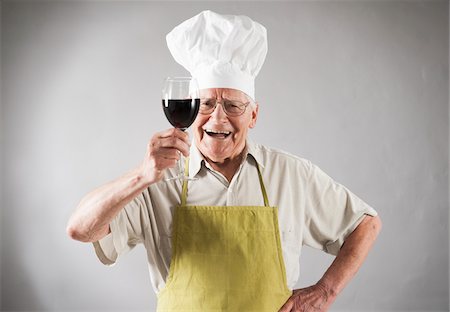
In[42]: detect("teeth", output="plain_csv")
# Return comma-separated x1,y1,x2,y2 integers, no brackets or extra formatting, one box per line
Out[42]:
205,129,231,135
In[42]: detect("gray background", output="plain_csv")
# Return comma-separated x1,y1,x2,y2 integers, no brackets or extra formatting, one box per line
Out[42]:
1,0,449,311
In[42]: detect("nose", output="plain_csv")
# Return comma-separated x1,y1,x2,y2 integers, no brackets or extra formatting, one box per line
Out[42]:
209,102,228,122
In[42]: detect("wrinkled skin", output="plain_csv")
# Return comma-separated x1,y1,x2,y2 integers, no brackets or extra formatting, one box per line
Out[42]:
278,283,334,312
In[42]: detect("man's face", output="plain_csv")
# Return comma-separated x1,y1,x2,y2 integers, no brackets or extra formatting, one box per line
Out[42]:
192,88,258,163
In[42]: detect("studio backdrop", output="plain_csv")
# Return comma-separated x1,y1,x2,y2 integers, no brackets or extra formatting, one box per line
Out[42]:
1,1,449,311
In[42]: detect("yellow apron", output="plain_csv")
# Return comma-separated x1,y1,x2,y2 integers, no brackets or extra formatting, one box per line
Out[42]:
157,161,292,311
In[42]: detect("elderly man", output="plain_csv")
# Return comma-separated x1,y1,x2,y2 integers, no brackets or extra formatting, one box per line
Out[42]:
67,10,381,312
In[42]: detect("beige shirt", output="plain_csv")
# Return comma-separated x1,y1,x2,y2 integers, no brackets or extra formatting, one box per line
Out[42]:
93,141,377,293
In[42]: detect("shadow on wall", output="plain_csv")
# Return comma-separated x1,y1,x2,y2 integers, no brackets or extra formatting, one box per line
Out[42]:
1,251,45,311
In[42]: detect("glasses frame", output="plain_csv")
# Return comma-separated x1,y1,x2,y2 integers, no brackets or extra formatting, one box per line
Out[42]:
198,98,252,117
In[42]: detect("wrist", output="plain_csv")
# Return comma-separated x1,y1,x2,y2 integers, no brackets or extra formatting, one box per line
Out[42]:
316,277,338,302
131,165,154,189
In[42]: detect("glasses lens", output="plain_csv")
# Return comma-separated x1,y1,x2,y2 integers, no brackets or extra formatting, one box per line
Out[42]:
223,100,246,116
199,99,248,116
199,99,216,114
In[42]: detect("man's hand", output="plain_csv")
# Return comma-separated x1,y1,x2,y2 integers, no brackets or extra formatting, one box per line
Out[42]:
139,128,191,184
67,128,191,242
278,283,335,312
278,215,381,312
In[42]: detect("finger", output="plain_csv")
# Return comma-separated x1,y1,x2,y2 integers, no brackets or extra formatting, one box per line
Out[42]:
157,128,190,144
153,147,180,160
159,158,178,169
153,157,178,171
157,136,190,157
277,299,293,312
154,128,190,156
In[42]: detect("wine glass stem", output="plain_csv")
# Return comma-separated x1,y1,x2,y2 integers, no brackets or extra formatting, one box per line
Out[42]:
179,128,187,177
178,156,184,177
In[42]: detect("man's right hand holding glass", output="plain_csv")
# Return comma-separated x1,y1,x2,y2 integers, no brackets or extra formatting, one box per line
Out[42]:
66,128,190,243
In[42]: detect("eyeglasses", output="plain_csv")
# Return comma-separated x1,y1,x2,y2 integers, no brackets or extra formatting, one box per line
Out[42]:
199,98,251,117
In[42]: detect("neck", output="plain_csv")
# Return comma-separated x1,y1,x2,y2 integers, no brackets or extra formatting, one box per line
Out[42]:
205,150,246,183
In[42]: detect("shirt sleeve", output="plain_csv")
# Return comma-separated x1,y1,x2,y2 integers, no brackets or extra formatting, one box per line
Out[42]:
302,162,378,256
92,190,152,265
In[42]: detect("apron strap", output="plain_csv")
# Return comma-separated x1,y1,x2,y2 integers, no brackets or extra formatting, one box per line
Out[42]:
181,156,270,207
181,157,189,206
255,162,270,207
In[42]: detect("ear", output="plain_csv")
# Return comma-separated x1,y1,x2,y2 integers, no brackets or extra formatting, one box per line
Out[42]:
248,102,259,129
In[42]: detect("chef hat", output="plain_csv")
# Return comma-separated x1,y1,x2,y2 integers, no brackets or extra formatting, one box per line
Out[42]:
166,10,268,100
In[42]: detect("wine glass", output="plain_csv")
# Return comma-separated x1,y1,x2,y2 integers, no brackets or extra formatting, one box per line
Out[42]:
162,77,200,181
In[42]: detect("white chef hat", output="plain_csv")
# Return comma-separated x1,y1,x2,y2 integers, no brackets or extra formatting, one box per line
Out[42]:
166,10,268,100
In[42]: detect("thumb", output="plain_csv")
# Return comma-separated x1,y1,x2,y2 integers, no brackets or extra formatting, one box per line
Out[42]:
278,299,293,312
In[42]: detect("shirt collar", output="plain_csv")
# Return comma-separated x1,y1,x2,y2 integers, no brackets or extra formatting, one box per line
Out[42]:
245,140,265,169
188,140,265,178
188,142,205,178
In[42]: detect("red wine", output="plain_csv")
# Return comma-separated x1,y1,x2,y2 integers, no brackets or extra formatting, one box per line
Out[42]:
162,98,200,130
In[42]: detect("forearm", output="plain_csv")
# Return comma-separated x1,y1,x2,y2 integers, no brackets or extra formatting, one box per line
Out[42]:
317,215,382,301
67,165,151,243
67,129,189,243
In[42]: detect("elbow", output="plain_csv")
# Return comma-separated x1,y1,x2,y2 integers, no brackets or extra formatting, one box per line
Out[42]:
66,217,109,243
66,224,83,242
66,219,90,243
66,224,79,241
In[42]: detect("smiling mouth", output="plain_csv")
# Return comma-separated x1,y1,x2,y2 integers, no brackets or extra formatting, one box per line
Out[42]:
204,129,231,139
